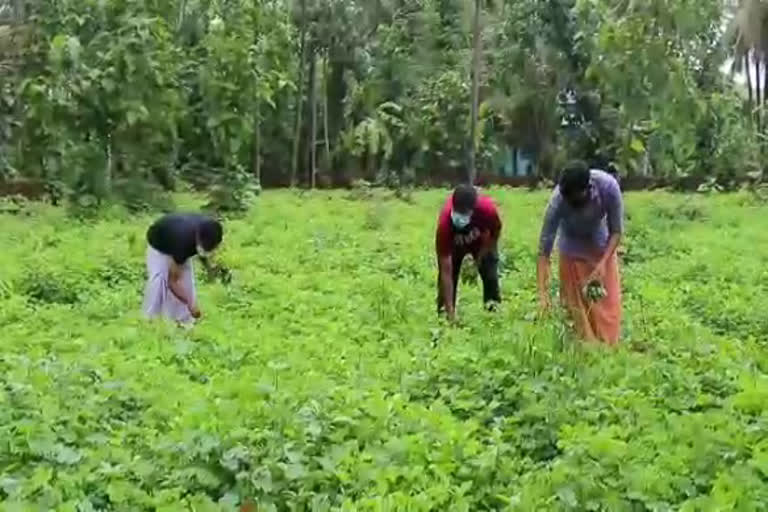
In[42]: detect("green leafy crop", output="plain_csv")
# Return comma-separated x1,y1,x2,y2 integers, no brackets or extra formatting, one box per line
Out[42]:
1,188,768,510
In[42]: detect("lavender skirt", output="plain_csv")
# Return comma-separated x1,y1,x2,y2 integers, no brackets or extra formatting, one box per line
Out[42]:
142,246,196,324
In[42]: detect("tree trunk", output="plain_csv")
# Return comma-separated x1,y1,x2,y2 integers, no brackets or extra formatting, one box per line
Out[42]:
467,0,482,185
105,134,114,196
746,53,753,110
367,149,375,181
290,0,308,187
309,51,317,189
252,98,261,186
763,54,768,111
763,56,768,148
326,54,349,178
755,54,762,132
323,52,331,173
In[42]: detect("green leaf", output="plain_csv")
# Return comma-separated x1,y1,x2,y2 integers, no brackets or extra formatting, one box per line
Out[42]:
67,37,82,64
107,481,132,504
53,444,82,465
281,462,307,481
630,138,645,153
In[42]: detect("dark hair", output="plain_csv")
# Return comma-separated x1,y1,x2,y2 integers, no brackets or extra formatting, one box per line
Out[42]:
452,184,478,213
198,219,223,251
559,160,590,197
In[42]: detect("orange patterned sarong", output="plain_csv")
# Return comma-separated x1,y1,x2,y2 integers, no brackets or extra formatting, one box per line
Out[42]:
558,251,621,344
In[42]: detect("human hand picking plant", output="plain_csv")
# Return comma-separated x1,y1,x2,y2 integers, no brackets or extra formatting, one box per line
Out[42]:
582,279,607,303
582,259,609,303
188,303,202,319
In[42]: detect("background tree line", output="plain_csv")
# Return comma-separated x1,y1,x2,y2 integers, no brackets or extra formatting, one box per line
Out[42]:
0,0,766,212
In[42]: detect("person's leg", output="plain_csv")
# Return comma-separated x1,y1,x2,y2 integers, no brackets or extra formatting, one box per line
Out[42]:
163,259,195,324
450,251,463,310
179,259,197,324
143,246,168,319
477,250,501,309
436,251,465,314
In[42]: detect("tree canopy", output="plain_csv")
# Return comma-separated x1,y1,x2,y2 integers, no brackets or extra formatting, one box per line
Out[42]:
0,0,763,210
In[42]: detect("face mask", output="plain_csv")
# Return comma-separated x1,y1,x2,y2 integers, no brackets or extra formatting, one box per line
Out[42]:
451,210,472,229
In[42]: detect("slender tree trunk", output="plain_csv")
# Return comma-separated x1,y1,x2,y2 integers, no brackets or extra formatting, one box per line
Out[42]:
253,99,261,186
763,54,768,112
763,54,768,155
105,134,113,196
755,54,762,132
757,55,768,145
309,51,317,189
323,52,331,173
746,53,753,111
290,0,307,187
467,0,482,185
367,148,375,181
327,55,346,182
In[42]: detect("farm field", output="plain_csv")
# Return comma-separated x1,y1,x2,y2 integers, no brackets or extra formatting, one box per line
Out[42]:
2,188,768,510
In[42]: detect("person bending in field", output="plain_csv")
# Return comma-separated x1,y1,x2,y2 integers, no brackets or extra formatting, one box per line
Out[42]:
436,184,502,321
537,161,624,344
143,213,223,324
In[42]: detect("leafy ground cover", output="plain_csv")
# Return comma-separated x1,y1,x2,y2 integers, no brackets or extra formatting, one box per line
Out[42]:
2,189,768,510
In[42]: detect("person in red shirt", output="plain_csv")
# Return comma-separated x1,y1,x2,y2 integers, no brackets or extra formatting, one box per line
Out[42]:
435,184,502,321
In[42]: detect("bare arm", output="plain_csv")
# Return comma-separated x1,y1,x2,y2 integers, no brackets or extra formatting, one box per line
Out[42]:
591,177,624,278
537,191,561,308
537,254,551,309
590,233,621,282
438,254,455,320
168,261,193,306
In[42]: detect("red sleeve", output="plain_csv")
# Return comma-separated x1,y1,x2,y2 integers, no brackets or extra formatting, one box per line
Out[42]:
435,202,453,257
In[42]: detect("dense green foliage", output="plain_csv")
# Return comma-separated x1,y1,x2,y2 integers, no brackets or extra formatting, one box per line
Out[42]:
0,0,765,209
2,189,768,509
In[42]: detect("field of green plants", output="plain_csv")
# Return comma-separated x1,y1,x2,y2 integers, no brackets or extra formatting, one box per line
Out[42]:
2,188,768,510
